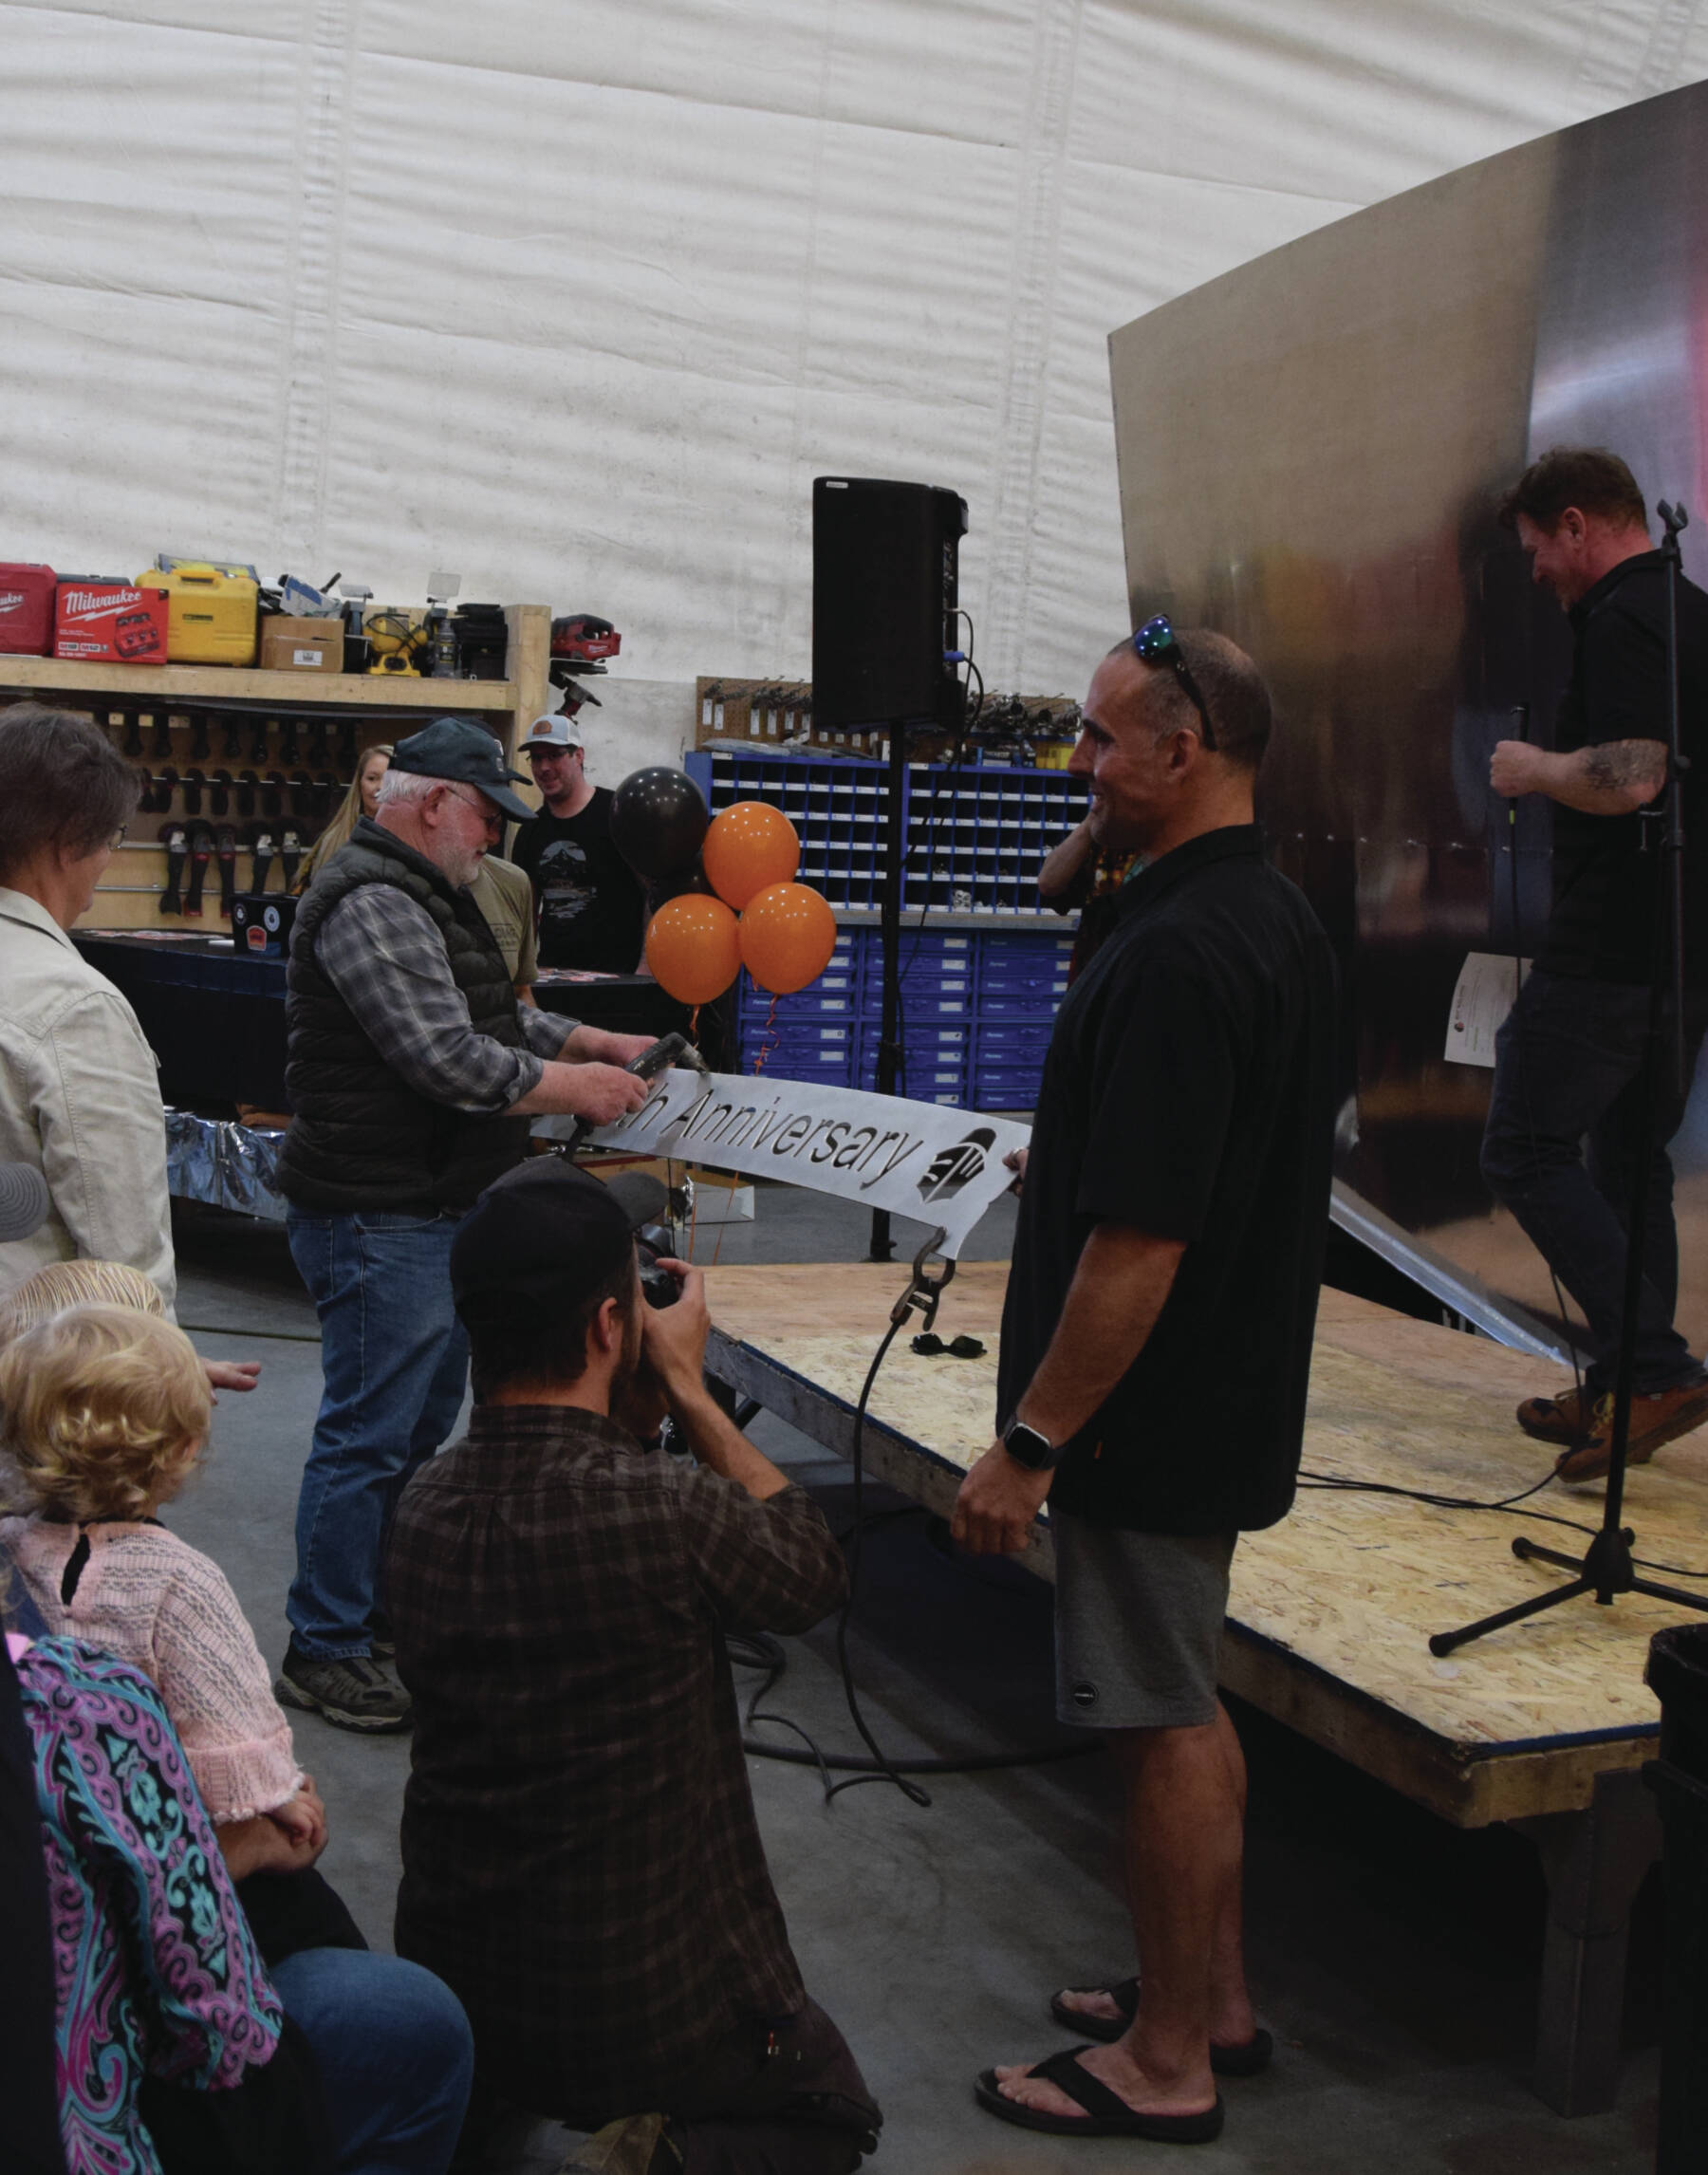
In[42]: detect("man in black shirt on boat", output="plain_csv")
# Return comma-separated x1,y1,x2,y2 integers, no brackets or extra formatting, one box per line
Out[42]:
1481,447,1708,1480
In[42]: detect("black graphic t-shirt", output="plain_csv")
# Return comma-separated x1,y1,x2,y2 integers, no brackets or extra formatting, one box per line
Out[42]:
997,826,1339,1535
511,789,646,973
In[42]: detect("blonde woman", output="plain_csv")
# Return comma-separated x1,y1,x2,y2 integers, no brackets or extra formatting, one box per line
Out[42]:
293,741,392,891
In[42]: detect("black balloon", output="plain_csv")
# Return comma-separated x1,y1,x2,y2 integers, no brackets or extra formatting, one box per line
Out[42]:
645,857,716,915
611,766,710,881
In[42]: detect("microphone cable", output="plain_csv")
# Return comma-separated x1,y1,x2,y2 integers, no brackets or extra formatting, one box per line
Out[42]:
733,1262,1098,1804
1294,1464,1708,1580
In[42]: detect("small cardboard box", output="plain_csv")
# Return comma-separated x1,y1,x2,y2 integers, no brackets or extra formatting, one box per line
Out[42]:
258,615,344,674
54,581,169,662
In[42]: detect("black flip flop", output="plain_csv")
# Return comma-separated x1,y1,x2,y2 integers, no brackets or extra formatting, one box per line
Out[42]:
1049,1979,1273,2075
975,2044,1224,2142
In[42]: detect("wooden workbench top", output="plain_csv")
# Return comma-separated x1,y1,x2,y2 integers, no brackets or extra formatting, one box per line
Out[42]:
704,1265,1708,1821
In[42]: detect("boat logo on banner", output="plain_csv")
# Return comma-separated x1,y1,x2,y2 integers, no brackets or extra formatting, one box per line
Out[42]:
585,1071,1030,1257
919,1127,996,1203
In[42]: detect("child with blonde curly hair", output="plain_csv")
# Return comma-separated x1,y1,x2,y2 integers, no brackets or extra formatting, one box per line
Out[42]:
0,1298,318,1846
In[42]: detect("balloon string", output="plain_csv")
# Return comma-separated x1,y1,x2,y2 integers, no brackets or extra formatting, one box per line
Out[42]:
752,994,779,1076
689,1004,701,1045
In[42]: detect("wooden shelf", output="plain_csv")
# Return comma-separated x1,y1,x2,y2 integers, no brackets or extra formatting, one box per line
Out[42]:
23,603,556,934
0,654,515,709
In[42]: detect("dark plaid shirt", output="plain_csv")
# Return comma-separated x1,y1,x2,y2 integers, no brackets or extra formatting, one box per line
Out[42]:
386,1404,848,2126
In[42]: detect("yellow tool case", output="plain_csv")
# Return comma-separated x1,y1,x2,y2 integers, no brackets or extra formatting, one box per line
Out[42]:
139,562,259,666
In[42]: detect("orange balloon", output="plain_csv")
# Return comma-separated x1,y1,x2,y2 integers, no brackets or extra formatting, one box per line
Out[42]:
703,800,800,910
738,882,838,995
644,894,741,1005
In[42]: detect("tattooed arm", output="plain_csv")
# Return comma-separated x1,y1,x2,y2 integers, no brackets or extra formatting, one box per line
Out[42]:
1489,737,1668,814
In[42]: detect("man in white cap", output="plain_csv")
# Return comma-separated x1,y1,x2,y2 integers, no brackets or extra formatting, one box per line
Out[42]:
510,706,647,973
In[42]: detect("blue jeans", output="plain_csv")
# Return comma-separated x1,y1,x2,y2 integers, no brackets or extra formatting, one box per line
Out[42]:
271,1946,473,2175
1481,969,1705,1392
287,1209,470,1661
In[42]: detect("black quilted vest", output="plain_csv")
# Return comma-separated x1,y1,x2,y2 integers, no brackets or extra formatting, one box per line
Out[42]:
277,821,530,1215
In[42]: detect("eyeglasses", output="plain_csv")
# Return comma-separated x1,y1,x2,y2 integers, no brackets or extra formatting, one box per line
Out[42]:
441,786,503,838
910,1331,987,1359
1132,615,1216,751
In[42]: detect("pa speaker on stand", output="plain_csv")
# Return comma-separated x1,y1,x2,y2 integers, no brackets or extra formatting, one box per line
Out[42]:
812,476,969,1260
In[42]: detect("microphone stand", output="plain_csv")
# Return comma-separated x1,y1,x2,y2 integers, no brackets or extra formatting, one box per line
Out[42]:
1432,500,1708,1655
868,716,907,1261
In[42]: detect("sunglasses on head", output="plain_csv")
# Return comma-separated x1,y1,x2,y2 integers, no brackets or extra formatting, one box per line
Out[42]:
1131,615,1216,751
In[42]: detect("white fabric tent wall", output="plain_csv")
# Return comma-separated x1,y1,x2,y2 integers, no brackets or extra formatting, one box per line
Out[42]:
5,0,1708,748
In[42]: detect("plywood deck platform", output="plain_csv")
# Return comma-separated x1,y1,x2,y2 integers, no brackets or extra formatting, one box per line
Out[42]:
703,1269,1708,1824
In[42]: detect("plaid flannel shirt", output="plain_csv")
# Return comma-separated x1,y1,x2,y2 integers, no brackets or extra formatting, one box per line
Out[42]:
316,884,573,1111
387,1404,849,2127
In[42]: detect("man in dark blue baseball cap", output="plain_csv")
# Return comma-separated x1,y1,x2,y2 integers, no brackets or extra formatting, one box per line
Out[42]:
272,716,657,1734
387,716,537,826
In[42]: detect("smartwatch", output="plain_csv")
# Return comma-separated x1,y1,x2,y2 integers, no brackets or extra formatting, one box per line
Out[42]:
1002,1416,1057,1472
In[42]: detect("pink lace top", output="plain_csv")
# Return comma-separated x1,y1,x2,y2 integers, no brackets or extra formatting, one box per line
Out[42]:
2,1515,302,1822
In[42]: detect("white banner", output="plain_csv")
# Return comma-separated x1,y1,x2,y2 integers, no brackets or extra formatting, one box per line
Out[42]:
583,1069,1030,1257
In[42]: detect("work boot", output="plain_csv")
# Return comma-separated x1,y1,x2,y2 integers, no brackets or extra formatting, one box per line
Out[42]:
1553,1375,1708,1482
1516,1383,1603,1447
275,1648,413,1733
557,2113,681,2175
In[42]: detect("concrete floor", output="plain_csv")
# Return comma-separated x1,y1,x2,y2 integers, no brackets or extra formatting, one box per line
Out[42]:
164,1186,1663,2174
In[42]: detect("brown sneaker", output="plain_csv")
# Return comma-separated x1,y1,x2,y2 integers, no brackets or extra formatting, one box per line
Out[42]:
1517,1384,1604,1447
1553,1376,1708,1482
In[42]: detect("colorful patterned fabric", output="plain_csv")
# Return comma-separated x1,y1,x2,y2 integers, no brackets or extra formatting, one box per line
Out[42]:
14,1635,282,2175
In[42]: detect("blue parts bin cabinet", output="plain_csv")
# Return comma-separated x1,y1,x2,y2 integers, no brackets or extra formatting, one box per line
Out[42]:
686,749,1085,1107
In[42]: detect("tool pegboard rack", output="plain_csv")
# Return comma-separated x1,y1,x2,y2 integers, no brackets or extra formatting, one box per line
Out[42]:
693,676,1080,764
682,744,1086,1111
1,606,550,931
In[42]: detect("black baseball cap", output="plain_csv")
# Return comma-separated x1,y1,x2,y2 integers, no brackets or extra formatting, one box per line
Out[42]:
451,1159,667,1314
390,717,535,823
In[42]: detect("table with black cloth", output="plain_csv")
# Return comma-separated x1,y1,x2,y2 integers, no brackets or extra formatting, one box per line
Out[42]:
70,934,687,1115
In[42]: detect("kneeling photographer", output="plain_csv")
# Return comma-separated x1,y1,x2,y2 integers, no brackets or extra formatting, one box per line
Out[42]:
386,1159,882,2175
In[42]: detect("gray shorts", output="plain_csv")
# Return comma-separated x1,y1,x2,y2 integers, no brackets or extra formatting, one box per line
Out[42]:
1051,1512,1236,1731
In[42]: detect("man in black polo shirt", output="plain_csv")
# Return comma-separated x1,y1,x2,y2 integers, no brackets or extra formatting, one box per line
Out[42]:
1481,447,1708,1480
953,625,1336,2147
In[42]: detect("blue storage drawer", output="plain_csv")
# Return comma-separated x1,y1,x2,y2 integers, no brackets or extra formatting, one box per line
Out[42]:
738,988,857,1022
971,1080,1044,1109
862,1025,970,1053
974,1023,1055,1053
744,1017,862,1052
744,1054,854,1086
978,963,1069,994
982,932,1075,964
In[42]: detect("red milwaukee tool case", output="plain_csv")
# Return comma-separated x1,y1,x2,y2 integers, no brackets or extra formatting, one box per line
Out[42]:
0,563,58,655
53,579,169,663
